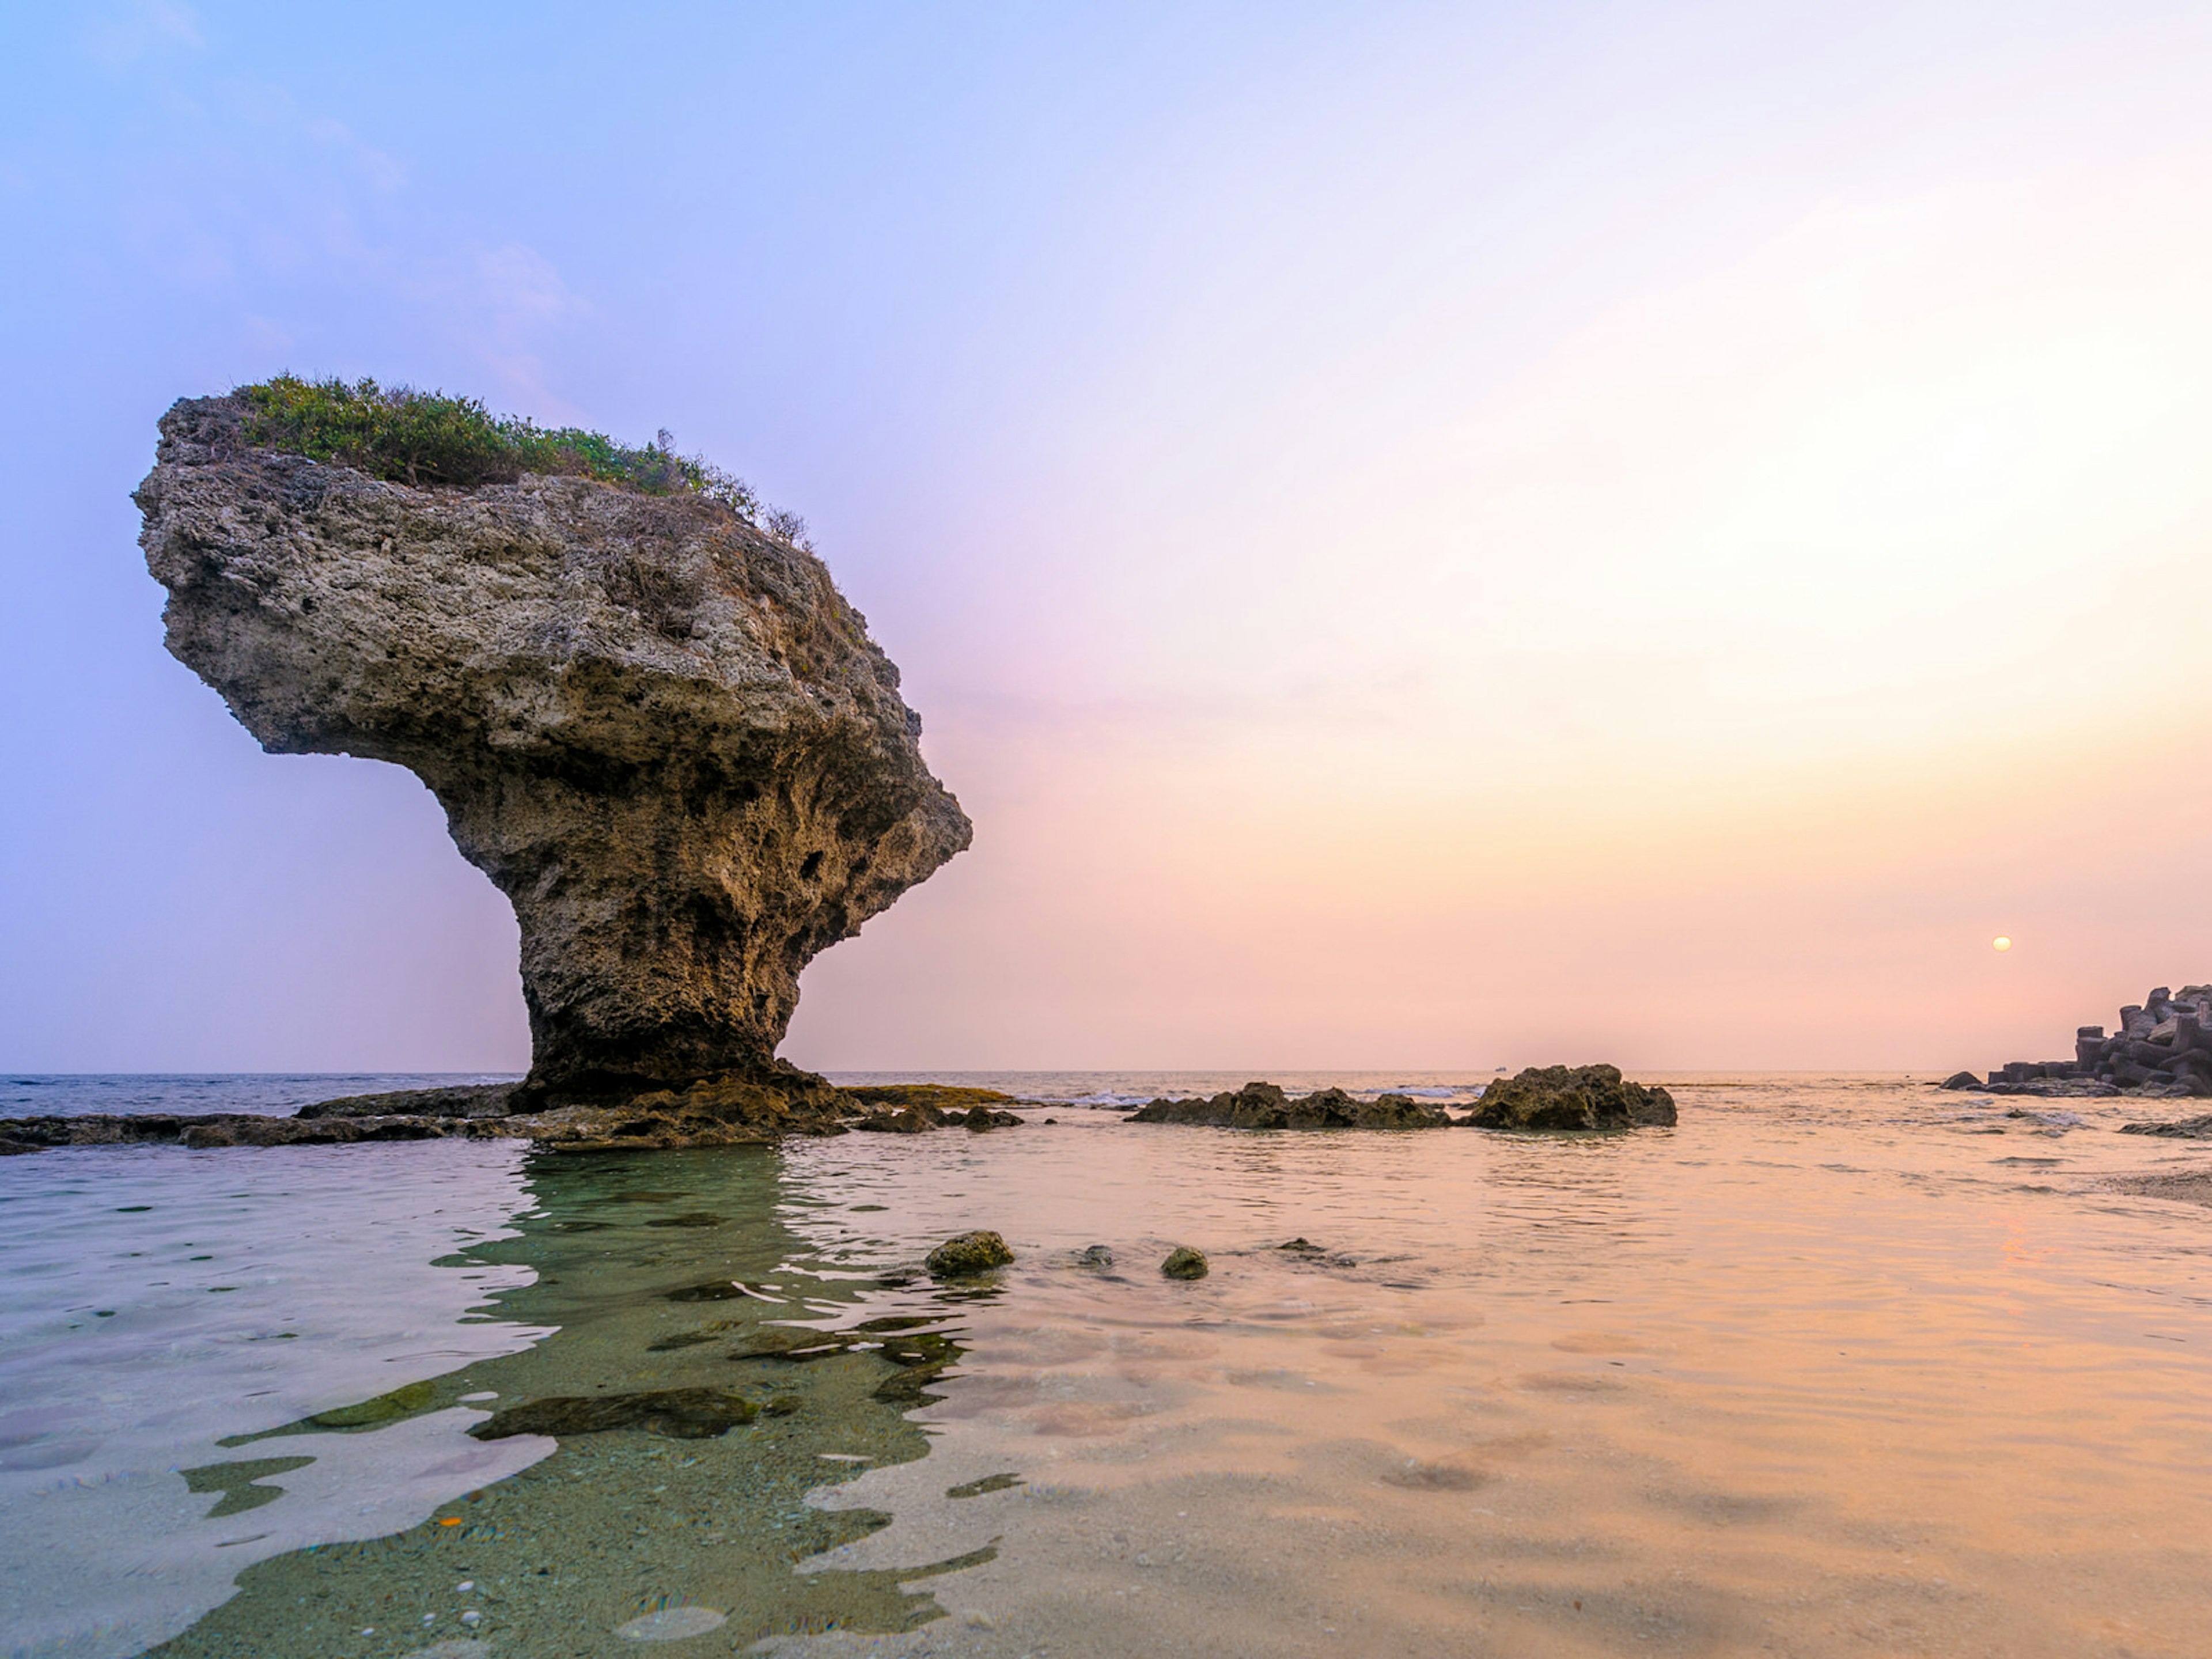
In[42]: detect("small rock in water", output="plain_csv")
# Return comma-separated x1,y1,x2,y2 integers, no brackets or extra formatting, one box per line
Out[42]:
1464,1064,1676,1131
1076,1244,1115,1268
616,1606,729,1642
926,1230,1016,1278
1161,1246,1209,1280
1278,1237,1323,1252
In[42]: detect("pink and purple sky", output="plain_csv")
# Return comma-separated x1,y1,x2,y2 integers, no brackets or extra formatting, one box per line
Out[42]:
3,1,2209,1074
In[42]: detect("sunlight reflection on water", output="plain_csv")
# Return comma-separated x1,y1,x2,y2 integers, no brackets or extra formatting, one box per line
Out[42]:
4,1074,2210,1659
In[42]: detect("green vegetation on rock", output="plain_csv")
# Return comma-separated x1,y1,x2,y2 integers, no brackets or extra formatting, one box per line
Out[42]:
234,374,809,545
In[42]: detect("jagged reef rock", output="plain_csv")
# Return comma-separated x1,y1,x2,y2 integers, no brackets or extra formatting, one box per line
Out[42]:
1128,1082,1452,1130
1464,1064,1677,1131
2,1070,860,1156
137,395,970,1102
1943,984,2212,1099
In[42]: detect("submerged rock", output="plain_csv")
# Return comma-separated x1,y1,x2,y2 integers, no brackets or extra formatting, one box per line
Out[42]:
1129,1083,1451,1130
855,1104,947,1134
959,1108,1024,1131
137,393,969,1107
2118,1113,2212,1139
1464,1065,1676,1131
925,1230,1015,1278
468,1388,760,1441
309,1381,436,1430
1160,1246,1210,1280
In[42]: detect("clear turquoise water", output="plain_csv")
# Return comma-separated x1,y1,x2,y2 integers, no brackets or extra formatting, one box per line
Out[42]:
5,1074,2211,1659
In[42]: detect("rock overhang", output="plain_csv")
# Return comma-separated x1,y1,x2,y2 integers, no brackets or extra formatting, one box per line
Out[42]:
137,391,971,1104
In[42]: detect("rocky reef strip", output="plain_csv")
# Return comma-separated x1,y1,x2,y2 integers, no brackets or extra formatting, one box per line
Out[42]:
2,1068,1688,1154
1127,1066,1675,1131
0,1082,1028,1155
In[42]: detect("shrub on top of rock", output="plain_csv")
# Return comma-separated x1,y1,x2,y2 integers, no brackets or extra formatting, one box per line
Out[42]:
233,374,808,539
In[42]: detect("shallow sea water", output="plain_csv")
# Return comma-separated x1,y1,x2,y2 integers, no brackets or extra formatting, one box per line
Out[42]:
5,1073,2211,1658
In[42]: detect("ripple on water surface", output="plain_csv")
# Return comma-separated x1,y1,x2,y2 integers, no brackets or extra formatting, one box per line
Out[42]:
5,1074,2212,1659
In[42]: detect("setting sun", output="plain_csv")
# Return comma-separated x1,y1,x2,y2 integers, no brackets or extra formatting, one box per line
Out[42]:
1993,935,2013,952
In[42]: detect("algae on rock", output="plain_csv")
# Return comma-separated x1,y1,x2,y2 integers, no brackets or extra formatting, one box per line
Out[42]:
1465,1064,1676,1131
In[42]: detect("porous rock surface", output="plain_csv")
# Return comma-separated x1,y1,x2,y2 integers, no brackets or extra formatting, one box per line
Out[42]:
1129,1082,1452,1130
925,1230,1015,1278
136,394,970,1106
1944,984,2212,1100
1463,1064,1677,1131
1160,1245,1209,1279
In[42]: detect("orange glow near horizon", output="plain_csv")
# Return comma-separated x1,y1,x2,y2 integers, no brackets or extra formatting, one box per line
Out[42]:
7,5,2210,1074
785,17,2212,1074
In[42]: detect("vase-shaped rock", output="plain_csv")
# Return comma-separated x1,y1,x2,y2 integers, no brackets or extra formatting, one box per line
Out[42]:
136,395,971,1101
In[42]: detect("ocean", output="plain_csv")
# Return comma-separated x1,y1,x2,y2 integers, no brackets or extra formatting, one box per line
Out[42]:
3,1073,2209,1658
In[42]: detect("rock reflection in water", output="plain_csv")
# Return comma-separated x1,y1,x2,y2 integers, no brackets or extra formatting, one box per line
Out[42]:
150,1146,985,1658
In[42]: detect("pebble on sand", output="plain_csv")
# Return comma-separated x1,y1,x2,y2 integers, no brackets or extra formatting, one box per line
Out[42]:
616,1606,729,1641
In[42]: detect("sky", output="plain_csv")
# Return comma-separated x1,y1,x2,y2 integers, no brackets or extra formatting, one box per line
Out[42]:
2,0,2209,1075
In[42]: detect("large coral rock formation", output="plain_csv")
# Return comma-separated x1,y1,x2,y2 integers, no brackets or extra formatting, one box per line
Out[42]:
136,395,970,1102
